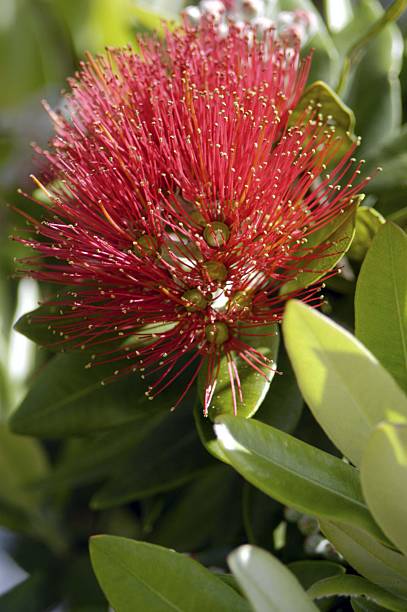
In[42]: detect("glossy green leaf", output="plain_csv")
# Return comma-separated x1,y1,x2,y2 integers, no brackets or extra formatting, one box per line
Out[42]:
308,575,407,612
348,206,386,262
9,353,173,437
229,545,318,612
289,80,358,157
198,325,279,420
281,197,360,295
320,521,407,599
90,535,250,612
91,407,211,509
283,300,407,466
355,223,407,394
215,416,386,544
361,422,407,557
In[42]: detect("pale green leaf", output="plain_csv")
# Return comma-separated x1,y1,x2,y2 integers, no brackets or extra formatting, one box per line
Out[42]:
308,575,407,611
361,422,407,557
355,222,407,394
228,545,318,612
320,521,407,599
283,300,407,466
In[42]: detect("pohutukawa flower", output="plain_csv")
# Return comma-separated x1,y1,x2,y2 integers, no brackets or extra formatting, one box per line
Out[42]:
16,19,366,415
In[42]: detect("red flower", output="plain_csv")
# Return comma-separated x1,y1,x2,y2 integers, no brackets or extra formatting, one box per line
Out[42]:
17,20,365,415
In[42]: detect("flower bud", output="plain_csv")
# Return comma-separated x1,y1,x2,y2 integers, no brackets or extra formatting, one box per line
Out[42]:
181,289,208,311
203,260,228,281
205,322,229,345
204,221,230,247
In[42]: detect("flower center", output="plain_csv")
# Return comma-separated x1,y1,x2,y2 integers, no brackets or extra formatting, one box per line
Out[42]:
181,289,208,311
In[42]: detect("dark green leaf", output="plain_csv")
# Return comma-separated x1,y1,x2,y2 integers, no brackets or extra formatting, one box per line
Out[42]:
9,353,173,437
289,560,345,590
91,406,211,509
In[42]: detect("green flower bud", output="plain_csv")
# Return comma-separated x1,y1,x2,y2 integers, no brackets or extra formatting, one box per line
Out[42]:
181,289,207,311
205,322,229,346
204,221,230,247
202,260,228,282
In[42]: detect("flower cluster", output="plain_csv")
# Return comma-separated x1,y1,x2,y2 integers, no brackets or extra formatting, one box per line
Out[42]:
18,19,365,414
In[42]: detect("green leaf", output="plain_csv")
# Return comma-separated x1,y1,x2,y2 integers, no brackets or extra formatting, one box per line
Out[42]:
361,422,407,557
90,535,250,612
228,545,318,612
280,197,360,295
355,223,407,394
348,206,386,262
198,325,279,420
283,300,407,466
288,560,345,590
151,466,242,552
308,575,407,612
289,80,358,159
91,407,211,509
214,416,386,544
320,520,407,599
9,353,173,437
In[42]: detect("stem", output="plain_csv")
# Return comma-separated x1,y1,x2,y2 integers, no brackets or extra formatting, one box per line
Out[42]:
335,0,407,96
